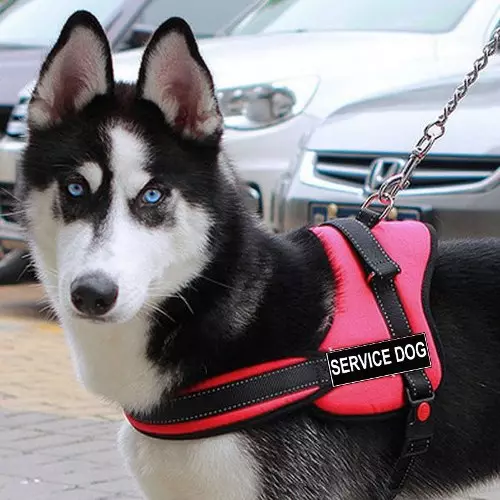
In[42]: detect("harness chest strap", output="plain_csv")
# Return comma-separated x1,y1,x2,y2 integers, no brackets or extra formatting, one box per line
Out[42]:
125,210,442,499
126,356,333,437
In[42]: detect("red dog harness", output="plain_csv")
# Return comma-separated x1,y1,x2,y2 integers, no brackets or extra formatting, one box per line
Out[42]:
126,211,443,498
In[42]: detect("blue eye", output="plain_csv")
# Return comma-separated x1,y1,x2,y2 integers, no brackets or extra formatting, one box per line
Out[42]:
67,183,84,197
142,188,163,205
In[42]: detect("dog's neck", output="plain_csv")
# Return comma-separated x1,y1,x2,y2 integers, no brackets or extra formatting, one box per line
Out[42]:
149,212,334,398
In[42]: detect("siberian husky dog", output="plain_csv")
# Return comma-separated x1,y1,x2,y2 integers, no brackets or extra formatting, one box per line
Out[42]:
19,10,500,500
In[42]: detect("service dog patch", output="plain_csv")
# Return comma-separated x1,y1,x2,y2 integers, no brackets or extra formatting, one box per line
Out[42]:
326,334,431,388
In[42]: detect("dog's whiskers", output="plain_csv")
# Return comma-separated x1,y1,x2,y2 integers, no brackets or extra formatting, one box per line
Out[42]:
145,287,194,315
175,292,194,315
36,263,59,278
139,307,173,333
38,301,59,321
36,282,57,291
14,258,37,282
0,209,28,218
144,301,176,324
0,187,21,203
198,274,238,291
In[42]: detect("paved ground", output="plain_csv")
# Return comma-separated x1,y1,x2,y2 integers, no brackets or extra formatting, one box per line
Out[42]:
1,284,500,499
0,285,141,499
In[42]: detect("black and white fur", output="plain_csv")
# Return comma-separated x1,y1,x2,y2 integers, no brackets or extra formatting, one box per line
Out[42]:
19,10,500,500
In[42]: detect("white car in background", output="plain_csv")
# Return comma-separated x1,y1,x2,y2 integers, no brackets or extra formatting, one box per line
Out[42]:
1,0,500,282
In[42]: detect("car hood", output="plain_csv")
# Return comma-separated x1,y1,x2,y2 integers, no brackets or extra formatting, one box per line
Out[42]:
0,47,45,105
112,31,439,89
307,64,500,157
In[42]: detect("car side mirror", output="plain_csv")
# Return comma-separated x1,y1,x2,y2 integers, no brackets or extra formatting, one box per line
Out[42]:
126,24,155,49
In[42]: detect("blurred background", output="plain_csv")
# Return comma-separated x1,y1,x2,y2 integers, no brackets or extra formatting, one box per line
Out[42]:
1,1,500,498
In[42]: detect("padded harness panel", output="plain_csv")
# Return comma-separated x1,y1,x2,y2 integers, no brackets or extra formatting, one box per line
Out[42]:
311,220,442,416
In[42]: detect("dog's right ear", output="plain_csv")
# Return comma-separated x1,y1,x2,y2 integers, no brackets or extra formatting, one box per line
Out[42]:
28,10,114,130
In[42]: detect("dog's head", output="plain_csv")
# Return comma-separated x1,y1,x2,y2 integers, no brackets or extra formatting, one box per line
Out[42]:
20,11,234,325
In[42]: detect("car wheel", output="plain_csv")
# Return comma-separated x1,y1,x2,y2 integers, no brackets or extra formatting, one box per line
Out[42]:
0,248,37,285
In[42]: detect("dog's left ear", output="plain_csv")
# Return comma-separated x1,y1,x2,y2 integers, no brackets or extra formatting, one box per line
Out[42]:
136,17,223,141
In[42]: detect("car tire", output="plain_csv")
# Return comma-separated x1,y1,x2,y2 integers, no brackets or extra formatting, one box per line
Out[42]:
0,248,37,285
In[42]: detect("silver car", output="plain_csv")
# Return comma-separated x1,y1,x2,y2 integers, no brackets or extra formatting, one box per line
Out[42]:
273,65,500,238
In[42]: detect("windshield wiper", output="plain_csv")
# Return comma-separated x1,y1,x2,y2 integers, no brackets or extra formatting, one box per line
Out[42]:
0,43,43,49
228,28,309,36
194,33,215,39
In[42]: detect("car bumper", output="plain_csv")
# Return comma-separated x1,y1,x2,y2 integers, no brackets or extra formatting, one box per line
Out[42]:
224,113,321,226
0,135,27,249
0,134,23,183
275,157,500,239
0,219,26,249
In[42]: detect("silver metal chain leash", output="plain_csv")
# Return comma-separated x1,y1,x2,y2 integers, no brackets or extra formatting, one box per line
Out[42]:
362,27,500,220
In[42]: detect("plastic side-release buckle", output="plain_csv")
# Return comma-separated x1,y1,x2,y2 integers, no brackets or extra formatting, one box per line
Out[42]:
401,389,435,458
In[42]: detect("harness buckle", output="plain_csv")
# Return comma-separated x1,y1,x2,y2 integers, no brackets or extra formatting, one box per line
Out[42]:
400,389,435,458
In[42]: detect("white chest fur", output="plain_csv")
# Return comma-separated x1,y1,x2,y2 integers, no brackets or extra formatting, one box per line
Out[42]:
118,422,260,500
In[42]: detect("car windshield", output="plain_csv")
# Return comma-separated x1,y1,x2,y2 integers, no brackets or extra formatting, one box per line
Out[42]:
228,0,476,36
134,0,255,40
0,0,123,48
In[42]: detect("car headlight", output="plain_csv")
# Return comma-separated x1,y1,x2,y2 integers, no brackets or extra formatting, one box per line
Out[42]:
5,75,320,136
217,76,319,130
6,97,29,138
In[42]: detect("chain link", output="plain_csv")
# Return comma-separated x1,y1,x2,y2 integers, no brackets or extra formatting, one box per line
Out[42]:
363,27,500,220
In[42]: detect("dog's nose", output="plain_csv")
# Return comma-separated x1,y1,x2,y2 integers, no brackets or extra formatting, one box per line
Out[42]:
70,273,118,317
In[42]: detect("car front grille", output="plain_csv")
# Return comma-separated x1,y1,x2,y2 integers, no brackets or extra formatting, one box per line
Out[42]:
314,153,499,191
0,183,17,223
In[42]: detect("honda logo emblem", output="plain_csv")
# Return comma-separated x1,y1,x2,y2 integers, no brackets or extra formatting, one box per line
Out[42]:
365,157,406,193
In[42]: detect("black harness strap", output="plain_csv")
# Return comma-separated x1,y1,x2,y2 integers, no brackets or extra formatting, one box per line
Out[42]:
128,357,332,437
322,211,435,499
327,216,401,280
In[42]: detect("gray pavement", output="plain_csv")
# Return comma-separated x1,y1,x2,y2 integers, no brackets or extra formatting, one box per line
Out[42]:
0,287,141,499
0,409,141,500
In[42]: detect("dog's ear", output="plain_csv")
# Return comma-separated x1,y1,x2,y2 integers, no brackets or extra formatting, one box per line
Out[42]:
28,10,114,130
136,17,223,141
